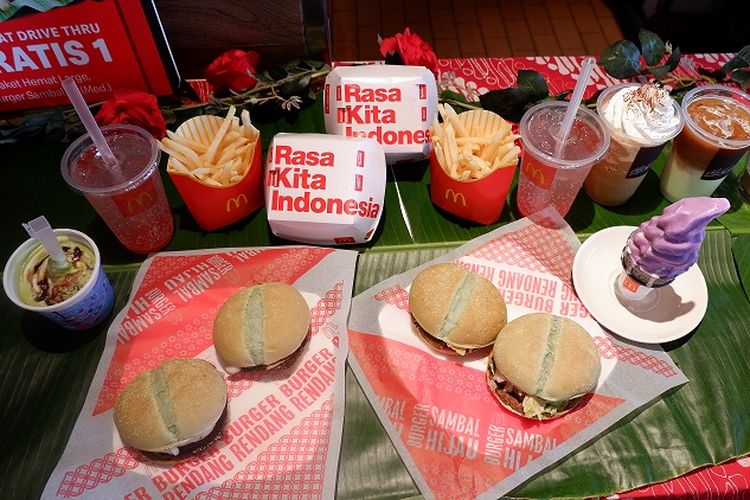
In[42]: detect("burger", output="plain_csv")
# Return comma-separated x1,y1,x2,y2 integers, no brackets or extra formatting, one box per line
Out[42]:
213,282,311,373
408,263,507,355
114,358,227,457
487,313,601,420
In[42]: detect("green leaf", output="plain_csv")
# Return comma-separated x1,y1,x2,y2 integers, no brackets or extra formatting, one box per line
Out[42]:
516,69,549,101
479,88,529,122
254,72,275,85
639,29,666,66
582,88,602,107
666,46,682,71
721,45,750,73
649,65,671,80
266,65,288,81
731,69,750,89
439,89,469,104
600,40,641,79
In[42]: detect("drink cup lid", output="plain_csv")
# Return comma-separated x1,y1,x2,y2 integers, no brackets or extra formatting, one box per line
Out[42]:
520,101,610,168
681,85,750,149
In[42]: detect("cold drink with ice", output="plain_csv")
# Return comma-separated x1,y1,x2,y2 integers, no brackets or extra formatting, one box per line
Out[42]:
517,102,609,217
584,83,683,206
660,86,750,201
61,125,173,253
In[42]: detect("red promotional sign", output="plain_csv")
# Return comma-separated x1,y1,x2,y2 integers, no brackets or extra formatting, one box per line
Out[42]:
0,0,177,112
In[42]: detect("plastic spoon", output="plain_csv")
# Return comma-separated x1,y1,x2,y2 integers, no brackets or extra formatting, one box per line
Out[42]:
553,57,596,158
22,216,71,278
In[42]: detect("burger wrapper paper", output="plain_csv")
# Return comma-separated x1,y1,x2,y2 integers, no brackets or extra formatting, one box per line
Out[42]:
347,209,688,500
42,246,357,499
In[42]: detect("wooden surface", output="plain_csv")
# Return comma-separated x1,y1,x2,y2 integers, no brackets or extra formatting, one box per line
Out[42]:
329,0,625,61
155,0,327,77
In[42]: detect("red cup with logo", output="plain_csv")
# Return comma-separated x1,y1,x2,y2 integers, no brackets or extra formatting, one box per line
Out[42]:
265,133,386,245
61,124,174,253
429,110,518,224
166,115,264,231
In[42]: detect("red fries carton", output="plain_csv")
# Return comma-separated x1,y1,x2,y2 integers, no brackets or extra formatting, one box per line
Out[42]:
265,133,386,245
430,109,519,224
166,114,264,231
324,65,438,164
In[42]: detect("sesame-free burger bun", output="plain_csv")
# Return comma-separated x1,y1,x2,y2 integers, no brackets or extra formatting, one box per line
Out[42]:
487,313,601,420
409,263,507,355
114,358,227,455
213,283,311,372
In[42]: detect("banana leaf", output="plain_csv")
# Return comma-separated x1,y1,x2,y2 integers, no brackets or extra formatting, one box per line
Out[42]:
340,230,750,499
734,235,750,300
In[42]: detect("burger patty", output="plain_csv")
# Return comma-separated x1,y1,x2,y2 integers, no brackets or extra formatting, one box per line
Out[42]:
411,318,484,355
141,406,228,462
264,330,311,371
490,380,526,414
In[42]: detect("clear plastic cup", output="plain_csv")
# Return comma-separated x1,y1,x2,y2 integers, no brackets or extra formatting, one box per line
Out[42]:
61,125,174,254
660,85,750,201
3,229,115,330
517,101,609,217
585,83,684,206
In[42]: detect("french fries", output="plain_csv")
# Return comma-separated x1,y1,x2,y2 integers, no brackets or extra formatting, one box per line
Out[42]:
159,106,260,187
430,104,520,181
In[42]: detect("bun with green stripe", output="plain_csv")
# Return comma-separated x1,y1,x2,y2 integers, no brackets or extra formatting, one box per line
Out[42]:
487,313,601,420
408,263,507,355
213,283,311,373
114,358,227,456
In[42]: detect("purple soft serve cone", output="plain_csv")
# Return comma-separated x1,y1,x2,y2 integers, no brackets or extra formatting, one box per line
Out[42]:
627,196,730,281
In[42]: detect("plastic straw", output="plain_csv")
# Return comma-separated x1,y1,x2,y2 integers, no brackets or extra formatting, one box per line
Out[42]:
22,216,69,274
61,78,119,168
554,57,596,158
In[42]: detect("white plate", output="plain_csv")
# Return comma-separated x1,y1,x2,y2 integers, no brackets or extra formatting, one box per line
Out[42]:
572,226,708,344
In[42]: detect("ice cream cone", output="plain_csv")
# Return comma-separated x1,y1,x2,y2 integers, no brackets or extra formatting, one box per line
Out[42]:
620,246,674,289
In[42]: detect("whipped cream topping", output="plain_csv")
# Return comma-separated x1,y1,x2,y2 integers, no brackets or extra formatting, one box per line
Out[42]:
602,83,681,143
627,196,730,280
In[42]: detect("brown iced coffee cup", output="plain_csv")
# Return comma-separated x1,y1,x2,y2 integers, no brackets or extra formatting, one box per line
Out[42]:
584,83,683,206
660,85,750,201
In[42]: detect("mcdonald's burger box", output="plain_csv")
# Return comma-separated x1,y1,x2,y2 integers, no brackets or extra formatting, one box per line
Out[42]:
323,65,437,164
264,133,386,245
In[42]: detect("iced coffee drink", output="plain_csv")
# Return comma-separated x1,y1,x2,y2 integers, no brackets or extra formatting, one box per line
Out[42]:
585,83,683,206
660,86,750,201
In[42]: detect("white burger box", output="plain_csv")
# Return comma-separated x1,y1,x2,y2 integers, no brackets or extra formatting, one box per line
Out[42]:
324,65,438,164
264,133,386,245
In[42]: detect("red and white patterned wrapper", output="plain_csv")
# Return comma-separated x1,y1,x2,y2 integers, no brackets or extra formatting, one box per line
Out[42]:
42,246,357,499
347,209,688,499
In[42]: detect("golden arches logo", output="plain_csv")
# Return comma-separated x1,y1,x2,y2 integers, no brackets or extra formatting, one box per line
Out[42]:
444,189,467,206
126,192,154,214
526,164,545,186
226,194,248,212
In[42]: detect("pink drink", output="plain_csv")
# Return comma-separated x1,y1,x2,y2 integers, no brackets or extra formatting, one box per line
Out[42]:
517,102,609,217
61,125,173,253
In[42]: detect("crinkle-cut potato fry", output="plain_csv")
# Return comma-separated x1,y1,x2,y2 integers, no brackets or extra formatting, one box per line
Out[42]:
430,104,520,182
161,105,260,187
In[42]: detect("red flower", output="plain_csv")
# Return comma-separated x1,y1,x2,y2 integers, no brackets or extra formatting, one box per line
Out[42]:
379,27,439,77
205,49,260,92
96,89,166,139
